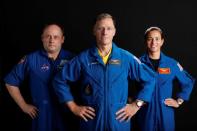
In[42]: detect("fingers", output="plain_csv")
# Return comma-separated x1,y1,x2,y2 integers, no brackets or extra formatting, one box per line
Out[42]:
83,111,94,120
118,113,129,122
116,108,126,120
116,104,139,122
116,107,125,116
127,116,132,122
23,104,38,119
115,107,131,122
164,98,179,108
81,114,88,122
165,98,173,101
87,107,95,112
28,107,38,119
165,98,175,104
79,106,96,122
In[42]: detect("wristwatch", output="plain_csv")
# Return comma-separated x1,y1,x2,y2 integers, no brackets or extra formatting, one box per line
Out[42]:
177,98,184,105
136,100,144,108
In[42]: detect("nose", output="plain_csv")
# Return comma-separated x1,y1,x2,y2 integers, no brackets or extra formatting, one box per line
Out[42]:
49,36,54,42
102,28,107,35
152,39,157,45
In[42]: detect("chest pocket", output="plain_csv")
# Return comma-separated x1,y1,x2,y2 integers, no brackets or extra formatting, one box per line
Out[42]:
108,59,125,83
29,62,51,83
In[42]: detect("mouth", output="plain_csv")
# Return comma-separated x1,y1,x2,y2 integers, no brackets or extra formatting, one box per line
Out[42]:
101,37,109,40
48,44,56,48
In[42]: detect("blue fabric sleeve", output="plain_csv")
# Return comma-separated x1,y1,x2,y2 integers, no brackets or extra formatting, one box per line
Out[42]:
175,62,195,100
53,56,81,103
129,55,155,102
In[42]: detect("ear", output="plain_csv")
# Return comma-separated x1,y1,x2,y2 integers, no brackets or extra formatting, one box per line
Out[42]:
113,28,116,36
61,36,65,44
161,38,164,46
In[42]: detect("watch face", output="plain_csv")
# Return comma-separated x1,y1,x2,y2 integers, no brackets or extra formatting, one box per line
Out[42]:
177,99,184,105
137,101,143,107
177,100,183,105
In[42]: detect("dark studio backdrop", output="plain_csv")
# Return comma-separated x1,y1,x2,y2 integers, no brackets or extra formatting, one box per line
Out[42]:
1,0,197,130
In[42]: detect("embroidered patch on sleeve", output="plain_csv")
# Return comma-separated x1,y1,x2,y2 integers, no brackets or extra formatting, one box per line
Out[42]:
18,56,26,64
158,68,171,74
177,63,183,71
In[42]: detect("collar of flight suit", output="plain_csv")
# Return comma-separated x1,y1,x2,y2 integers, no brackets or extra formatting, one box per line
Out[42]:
89,42,121,65
85,42,124,90
141,52,167,66
39,48,65,61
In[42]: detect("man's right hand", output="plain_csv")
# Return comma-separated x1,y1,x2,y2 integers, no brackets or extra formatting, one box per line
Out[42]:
21,103,38,119
5,84,38,119
67,101,96,122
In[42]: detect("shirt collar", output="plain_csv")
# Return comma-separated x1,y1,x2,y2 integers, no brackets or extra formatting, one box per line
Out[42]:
90,42,121,62
40,48,64,61
142,52,166,65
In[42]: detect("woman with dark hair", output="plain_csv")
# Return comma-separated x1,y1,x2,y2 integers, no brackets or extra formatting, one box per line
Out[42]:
137,26,195,131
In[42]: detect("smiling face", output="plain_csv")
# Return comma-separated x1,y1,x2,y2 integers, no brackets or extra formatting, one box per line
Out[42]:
93,17,116,47
145,30,164,54
41,24,64,54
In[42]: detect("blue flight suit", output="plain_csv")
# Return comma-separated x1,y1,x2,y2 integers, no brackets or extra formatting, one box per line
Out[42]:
4,49,74,131
53,43,155,131
137,52,195,131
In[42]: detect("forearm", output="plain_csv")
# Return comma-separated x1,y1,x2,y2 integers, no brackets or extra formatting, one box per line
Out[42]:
6,84,27,109
66,101,78,112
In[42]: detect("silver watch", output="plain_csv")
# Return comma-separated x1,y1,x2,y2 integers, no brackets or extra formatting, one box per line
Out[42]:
177,98,184,105
136,100,144,108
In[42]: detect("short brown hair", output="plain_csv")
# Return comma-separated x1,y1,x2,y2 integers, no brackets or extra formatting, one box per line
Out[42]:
95,13,116,27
